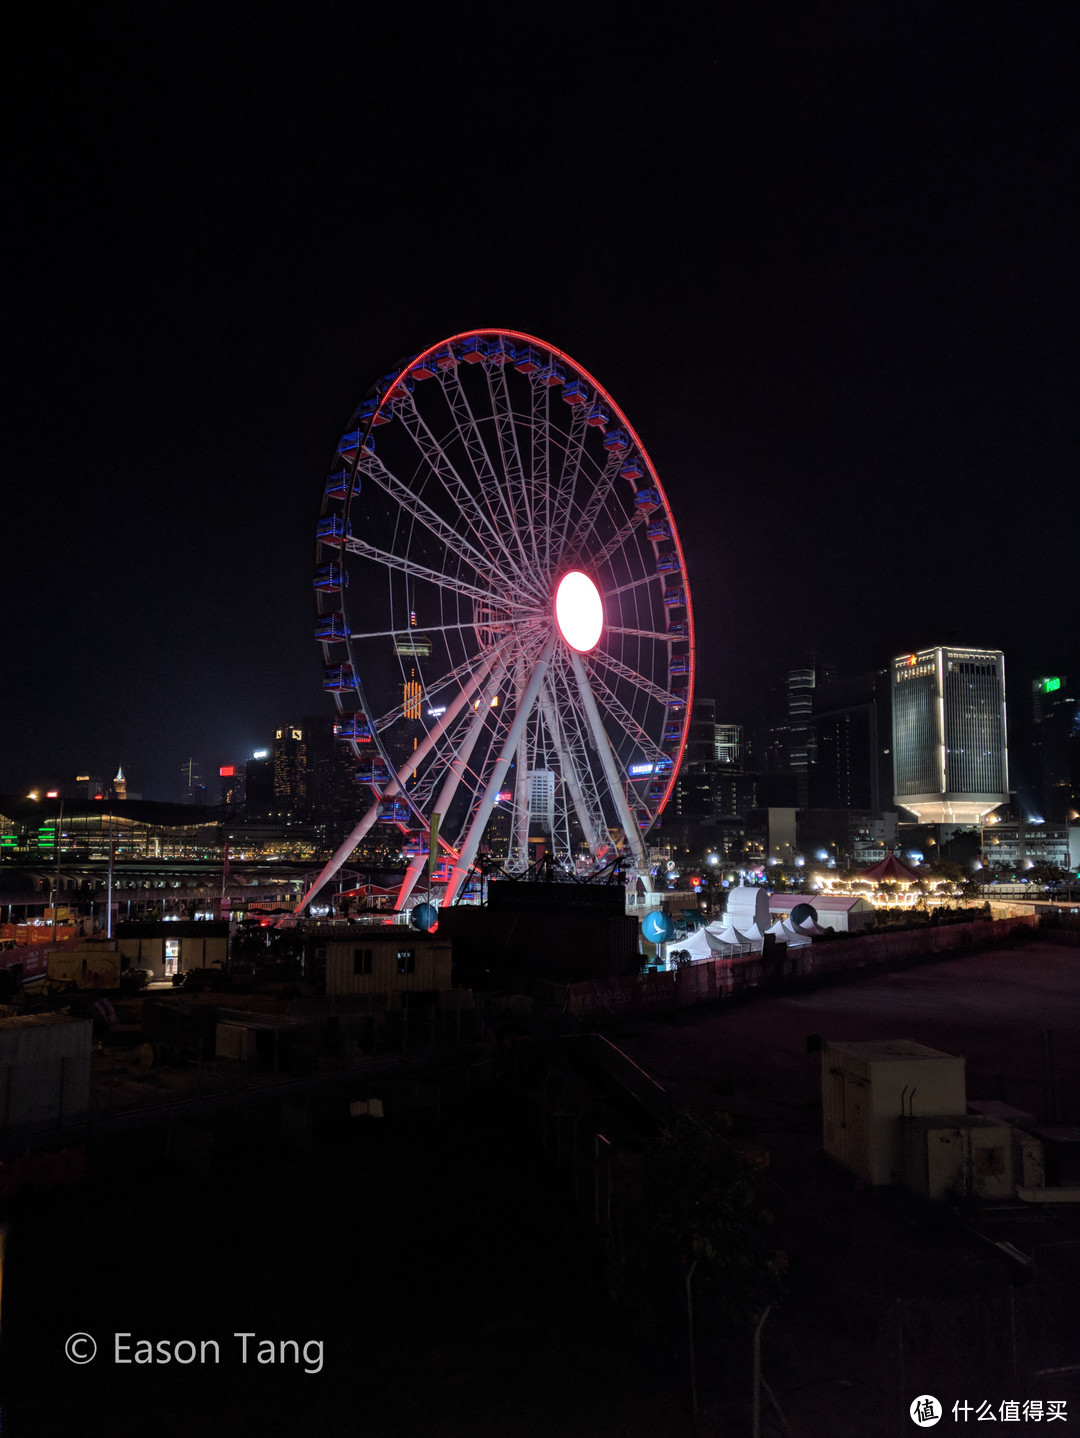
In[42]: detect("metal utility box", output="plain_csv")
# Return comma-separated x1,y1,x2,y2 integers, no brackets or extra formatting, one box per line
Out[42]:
901,1115,1015,1201
1014,1129,1045,1190
822,1039,967,1186
214,1014,312,1072
0,1014,92,1129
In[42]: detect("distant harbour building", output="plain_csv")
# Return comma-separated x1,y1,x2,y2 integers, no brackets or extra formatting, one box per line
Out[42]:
891,646,1008,825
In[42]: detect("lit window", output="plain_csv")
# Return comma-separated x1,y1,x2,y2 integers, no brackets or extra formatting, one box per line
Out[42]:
396,950,416,975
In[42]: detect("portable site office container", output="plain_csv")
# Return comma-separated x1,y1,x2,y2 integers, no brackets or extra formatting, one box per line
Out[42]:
320,929,451,998
822,1039,967,1186
0,1013,92,1129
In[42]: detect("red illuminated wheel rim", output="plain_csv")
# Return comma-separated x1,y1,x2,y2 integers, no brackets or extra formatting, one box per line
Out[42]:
307,329,694,911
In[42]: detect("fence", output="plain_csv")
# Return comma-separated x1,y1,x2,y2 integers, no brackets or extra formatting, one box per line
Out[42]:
567,913,1040,1018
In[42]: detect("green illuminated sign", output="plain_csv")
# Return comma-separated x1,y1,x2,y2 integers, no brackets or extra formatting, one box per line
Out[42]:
1041,677,1062,693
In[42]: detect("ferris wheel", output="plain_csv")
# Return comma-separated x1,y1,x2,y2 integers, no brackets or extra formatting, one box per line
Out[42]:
298,329,695,914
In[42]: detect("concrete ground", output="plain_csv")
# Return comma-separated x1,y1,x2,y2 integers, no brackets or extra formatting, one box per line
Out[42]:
609,941,1080,1145
604,940,1080,1437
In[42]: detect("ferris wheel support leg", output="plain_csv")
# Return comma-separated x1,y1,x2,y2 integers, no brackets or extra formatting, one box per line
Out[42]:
442,636,557,909
395,854,430,912
567,648,652,885
539,679,604,862
294,648,502,914
510,660,532,869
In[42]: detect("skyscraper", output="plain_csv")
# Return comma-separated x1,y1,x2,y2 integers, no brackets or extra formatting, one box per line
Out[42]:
273,725,308,811
1032,676,1079,823
891,646,1008,824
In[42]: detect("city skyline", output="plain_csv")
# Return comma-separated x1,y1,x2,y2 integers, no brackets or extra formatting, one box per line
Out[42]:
6,9,1077,803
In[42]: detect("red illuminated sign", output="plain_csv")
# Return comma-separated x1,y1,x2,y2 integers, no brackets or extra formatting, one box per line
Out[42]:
220,766,236,777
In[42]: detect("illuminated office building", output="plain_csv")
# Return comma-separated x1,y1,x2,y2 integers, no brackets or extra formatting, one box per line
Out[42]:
891,646,1008,825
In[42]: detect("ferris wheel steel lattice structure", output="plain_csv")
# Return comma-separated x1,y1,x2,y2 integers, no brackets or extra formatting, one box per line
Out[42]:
297,329,695,915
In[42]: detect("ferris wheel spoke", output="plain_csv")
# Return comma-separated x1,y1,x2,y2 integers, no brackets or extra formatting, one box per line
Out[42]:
528,376,550,573
566,649,651,879
588,648,676,710
547,398,590,573
396,391,529,584
486,361,541,573
342,536,496,608
562,448,625,563
602,571,662,601
344,620,490,643
578,664,670,769
369,634,515,732
438,368,541,586
355,453,494,577
584,508,647,575
605,624,672,643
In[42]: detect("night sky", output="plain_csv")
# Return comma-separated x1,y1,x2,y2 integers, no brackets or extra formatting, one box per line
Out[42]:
6,4,1077,802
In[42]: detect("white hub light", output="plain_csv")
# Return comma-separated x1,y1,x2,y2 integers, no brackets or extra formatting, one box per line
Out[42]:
555,571,603,652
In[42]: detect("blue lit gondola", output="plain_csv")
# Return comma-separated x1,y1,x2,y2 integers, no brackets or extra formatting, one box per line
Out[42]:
315,611,349,641
316,515,351,543
456,337,484,364
620,457,644,481
655,552,680,573
513,345,542,374
666,689,688,709
646,517,671,540
484,337,515,364
653,756,674,775
356,760,390,784
635,487,661,509
434,348,457,370
662,586,686,607
323,664,355,692
410,356,439,380
314,564,347,592
667,620,689,639
325,469,351,501
587,403,609,428
377,798,411,823
334,716,373,742
668,656,690,676
603,428,629,452
384,374,414,401
538,362,565,387
663,724,682,744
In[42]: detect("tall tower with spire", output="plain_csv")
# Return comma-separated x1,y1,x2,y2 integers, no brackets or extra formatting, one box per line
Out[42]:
112,766,127,801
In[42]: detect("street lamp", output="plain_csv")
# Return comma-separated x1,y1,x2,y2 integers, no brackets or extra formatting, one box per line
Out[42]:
51,793,65,941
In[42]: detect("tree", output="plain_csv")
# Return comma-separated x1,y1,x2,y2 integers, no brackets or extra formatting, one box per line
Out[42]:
614,1114,785,1345
1026,863,1068,889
